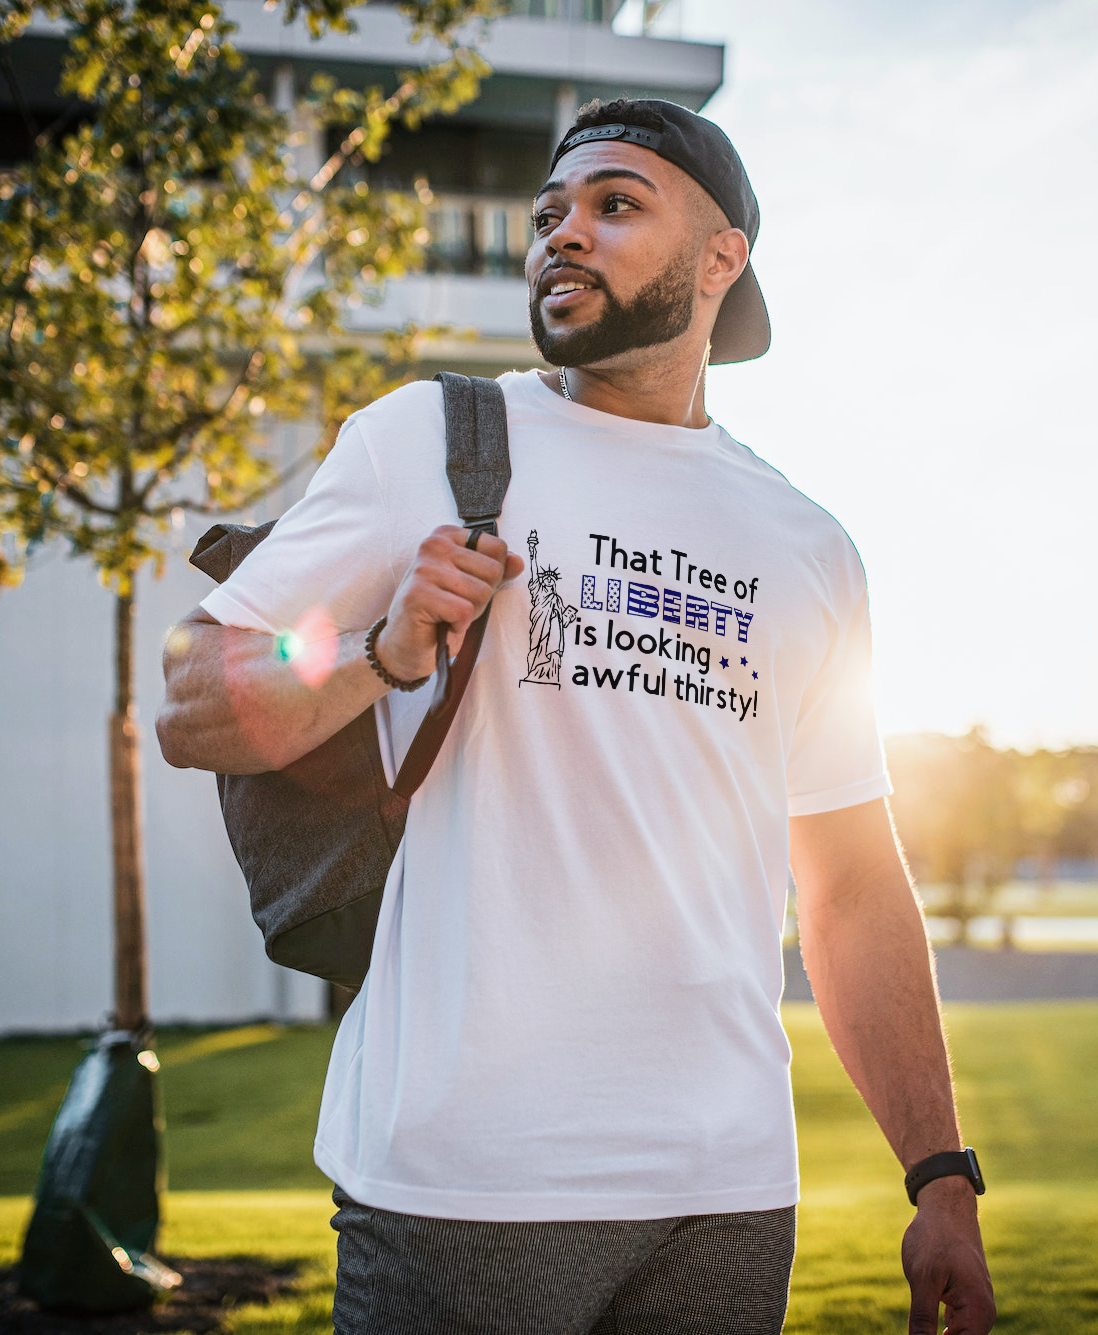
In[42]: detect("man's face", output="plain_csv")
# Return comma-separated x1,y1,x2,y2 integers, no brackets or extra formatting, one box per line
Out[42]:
526,141,703,368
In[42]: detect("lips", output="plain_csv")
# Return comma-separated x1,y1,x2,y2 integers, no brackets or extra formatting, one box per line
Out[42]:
537,265,601,302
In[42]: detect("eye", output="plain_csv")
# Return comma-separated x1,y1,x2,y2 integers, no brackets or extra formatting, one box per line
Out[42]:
604,194,638,215
532,209,558,233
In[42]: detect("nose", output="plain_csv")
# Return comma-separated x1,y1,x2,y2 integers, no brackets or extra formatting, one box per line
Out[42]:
545,204,590,256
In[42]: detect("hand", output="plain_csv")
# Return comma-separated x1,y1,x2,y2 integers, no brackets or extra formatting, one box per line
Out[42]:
902,1178,995,1333
376,526,523,682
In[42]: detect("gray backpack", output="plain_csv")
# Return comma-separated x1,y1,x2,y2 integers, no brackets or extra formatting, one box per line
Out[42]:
189,373,511,991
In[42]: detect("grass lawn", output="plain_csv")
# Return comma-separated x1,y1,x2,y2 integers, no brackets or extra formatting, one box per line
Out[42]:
3,1002,1097,1331
784,1002,1098,1332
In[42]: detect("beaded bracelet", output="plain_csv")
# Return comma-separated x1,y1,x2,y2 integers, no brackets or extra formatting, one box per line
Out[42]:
364,616,430,692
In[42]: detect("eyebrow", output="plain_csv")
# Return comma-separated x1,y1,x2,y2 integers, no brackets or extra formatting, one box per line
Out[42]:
534,167,662,202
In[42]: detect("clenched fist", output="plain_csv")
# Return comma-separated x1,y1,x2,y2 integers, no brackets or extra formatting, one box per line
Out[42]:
376,526,524,683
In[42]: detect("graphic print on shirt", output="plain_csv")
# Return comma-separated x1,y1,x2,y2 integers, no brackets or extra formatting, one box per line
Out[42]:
520,529,579,689
523,530,763,721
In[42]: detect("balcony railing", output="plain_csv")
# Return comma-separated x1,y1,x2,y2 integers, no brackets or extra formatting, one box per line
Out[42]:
425,194,534,279
501,0,622,22
368,1,623,21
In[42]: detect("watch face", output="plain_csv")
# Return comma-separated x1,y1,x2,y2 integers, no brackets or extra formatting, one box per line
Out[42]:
965,1147,987,1194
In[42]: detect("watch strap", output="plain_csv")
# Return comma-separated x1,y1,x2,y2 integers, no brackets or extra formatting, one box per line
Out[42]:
905,1147,985,1206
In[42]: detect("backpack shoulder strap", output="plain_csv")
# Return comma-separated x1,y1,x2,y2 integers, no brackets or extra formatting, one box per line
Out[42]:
435,371,511,534
392,374,511,799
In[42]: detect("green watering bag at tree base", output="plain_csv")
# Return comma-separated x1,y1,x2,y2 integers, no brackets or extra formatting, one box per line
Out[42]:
18,1031,181,1312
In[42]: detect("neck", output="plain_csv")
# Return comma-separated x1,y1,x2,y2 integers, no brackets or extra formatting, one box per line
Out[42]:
547,341,711,428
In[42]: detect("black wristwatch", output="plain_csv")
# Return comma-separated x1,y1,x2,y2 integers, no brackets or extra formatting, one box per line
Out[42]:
904,1148,986,1206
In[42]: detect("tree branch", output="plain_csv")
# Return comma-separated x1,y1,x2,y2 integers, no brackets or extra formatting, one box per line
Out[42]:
135,347,266,506
53,473,121,518
6,452,120,518
150,438,321,519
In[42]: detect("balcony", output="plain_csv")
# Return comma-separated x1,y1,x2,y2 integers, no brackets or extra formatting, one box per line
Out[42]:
342,189,535,353
425,193,534,279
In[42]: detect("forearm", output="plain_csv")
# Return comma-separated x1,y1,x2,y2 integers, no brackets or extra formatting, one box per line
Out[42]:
790,798,994,1331
791,800,960,1169
157,610,389,774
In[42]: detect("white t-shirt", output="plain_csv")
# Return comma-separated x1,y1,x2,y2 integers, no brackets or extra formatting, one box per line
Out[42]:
203,370,890,1221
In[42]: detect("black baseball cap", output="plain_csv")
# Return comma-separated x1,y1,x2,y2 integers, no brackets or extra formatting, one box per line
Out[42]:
549,100,770,364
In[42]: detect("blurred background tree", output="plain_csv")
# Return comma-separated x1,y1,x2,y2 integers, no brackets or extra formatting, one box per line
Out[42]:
887,731,1098,945
0,0,492,1032
887,729,1019,944
1013,748,1097,892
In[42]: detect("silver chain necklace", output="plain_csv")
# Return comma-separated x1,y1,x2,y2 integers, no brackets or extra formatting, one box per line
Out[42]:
558,367,573,401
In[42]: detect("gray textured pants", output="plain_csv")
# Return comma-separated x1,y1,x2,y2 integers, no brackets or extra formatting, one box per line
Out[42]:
331,1188,796,1334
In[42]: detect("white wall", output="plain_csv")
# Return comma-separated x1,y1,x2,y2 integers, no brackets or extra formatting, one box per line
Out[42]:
0,430,327,1033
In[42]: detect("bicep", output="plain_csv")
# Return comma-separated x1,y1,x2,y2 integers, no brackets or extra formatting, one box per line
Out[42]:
161,606,220,685
162,606,233,682
158,608,278,762
162,607,276,694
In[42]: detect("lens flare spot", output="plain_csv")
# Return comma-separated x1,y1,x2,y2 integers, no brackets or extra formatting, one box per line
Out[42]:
285,606,338,688
165,625,192,656
276,630,303,662
136,1049,160,1072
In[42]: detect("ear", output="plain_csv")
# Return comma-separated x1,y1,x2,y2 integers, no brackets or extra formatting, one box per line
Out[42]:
699,227,750,299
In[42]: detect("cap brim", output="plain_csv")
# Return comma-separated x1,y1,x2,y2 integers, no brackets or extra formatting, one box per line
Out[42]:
710,262,770,364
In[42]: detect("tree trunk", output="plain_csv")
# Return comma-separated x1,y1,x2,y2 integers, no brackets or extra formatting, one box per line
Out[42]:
110,590,148,1032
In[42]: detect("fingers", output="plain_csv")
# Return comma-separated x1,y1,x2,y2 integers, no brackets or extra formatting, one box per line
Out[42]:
906,1274,942,1335
378,527,522,683
412,528,512,620
939,1276,997,1334
433,526,513,584
903,1238,943,1335
465,529,525,586
902,1209,996,1335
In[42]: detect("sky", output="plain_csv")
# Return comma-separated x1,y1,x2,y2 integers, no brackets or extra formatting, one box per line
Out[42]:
622,0,1098,750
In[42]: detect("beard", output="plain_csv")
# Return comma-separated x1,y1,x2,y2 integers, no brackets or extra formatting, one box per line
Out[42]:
529,248,697,367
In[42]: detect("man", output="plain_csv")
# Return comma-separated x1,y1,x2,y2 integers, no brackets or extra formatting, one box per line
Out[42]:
158,99,995,1333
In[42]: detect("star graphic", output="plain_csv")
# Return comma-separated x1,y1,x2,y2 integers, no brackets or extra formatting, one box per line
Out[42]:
720,656,729,669
740,656,747,667
752,671,758,680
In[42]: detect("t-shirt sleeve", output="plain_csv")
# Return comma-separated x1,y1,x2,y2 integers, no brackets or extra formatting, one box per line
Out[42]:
199,413,397,639
785,549,891,817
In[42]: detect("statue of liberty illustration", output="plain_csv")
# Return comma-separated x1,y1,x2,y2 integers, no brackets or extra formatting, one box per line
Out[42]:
521,530,578,689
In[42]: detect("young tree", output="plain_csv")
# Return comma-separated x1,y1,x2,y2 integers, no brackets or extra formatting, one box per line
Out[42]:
0,0,492,1031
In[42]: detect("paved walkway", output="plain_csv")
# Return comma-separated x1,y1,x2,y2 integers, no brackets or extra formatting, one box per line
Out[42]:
782,946,1098,1003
